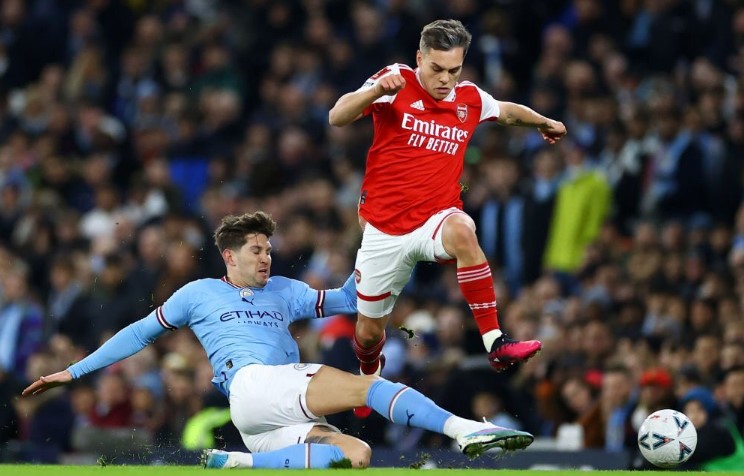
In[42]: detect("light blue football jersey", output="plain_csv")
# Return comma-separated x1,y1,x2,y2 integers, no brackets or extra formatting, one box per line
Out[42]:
68,274,356,396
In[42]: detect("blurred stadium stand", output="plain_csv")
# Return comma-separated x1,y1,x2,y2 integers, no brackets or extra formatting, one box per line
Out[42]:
1,0,744,470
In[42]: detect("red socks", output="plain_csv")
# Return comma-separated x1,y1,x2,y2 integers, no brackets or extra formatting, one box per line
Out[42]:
353,331,386,375
457,263,500,334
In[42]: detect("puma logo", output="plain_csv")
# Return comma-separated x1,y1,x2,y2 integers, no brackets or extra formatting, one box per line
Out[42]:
406,410,415,427
242,297,254,305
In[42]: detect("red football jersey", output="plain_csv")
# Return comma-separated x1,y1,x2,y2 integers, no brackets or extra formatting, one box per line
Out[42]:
358,63,501,235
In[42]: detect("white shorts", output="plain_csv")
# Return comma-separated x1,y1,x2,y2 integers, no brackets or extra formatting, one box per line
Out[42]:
228,363,340,452
355,207,465,318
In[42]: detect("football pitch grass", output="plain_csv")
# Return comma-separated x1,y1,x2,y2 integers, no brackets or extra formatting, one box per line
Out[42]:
0,466,710,476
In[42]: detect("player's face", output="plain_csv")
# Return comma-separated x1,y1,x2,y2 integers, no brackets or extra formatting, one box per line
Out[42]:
232,233,272,287
416,47,465,100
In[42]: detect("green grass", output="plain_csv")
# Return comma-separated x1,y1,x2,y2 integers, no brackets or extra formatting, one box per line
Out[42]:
0,467,713,476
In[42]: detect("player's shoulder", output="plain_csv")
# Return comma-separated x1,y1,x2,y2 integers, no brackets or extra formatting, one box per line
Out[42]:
454,81,492,103
176,278,222,296
454,80,484,94
369,63,414,78
163,278,219,308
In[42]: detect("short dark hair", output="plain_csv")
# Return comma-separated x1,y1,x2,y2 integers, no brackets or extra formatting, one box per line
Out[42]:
214,211,276,253
419,19,472,56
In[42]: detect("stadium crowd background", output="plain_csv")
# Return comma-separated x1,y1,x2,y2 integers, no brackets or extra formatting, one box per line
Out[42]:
1,0,744,468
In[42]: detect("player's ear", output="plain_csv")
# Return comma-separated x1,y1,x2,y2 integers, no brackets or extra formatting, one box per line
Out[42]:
416,50,423,67
223,248,236,266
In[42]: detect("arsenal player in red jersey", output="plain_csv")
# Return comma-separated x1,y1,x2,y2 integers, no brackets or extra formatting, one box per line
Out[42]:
329,19,566,416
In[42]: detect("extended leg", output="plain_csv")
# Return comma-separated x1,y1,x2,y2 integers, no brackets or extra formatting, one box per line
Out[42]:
304,366,533,457
202,426,371,469
441,213,541,370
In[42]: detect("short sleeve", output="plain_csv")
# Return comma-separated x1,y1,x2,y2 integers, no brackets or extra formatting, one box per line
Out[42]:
476,86,501,122
358,64,401,113
286,279,323,322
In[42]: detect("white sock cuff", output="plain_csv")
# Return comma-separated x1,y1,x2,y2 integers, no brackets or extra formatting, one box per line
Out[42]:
443,415,473,439
482,329,503,350
229,451,253,468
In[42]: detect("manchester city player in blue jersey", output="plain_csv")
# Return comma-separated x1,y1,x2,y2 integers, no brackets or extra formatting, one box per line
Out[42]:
23,211,533,469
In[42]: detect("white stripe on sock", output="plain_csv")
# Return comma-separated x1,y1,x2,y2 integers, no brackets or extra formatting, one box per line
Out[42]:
388,387,411,422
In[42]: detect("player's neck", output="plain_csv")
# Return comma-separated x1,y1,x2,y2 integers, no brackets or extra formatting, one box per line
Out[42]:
225,275,249,288
225,274,268,289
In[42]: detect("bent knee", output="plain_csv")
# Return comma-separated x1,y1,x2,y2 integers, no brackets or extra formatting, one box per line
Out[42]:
343,440,372,468
443,216,478,253
327,434,372,468
356,318,385,345
449,218,477,241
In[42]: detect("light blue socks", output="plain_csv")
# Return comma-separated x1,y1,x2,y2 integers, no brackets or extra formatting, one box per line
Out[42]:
366,379,452,433
252,443,345,468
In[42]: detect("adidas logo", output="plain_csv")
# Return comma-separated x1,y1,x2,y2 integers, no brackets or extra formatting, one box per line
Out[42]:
410,100,424,111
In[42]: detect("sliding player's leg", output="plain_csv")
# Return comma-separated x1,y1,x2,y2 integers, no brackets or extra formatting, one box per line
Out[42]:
305,365,534,457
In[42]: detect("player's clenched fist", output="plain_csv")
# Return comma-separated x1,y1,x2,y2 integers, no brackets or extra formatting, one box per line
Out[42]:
375,74,406,96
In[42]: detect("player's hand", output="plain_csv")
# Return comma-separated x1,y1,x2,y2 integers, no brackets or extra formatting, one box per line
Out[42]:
22,369,73,396
538,120,567,144
374,74,406,97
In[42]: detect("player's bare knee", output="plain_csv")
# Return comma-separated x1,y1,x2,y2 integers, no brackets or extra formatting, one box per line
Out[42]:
444,216,478,252
344,440,372,468
356,318,384,345
327,434,372,468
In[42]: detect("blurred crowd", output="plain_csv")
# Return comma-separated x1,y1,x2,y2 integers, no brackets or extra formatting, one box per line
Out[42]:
1,0,744,469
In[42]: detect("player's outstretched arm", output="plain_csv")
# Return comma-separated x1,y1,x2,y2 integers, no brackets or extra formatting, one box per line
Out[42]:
22,314,167,397
22,369,73,396
496,102,567,144
321,273,357,316
328,74,406,127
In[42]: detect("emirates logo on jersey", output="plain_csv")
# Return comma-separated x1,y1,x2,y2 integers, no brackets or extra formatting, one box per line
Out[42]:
456,104,468,123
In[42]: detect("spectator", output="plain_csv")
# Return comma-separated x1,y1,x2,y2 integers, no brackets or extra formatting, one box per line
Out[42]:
679,387,740,471
630,367,676,432
469,155,528,294
0,367,21,447
544,139,611,274
13,352,74,462
559,376,599,447
640,102,705,220
471,391,522,430
47,254,87,339
0,258,43,381
71,371,150,456
721,366,744,438
601,364,635,452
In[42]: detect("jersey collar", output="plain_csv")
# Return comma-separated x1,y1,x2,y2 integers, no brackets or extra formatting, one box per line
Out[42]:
415,68,457,102
221,276,241,289
222,275,267,290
